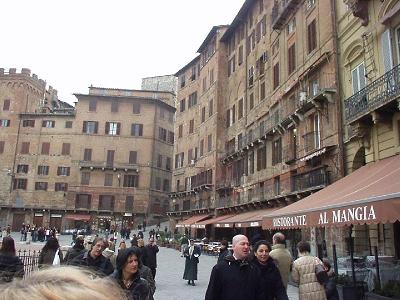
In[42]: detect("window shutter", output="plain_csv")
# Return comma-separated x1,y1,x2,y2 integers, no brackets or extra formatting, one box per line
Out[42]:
82,121,87,133
3,99,10,111
42,120,46,127
381,29,393,73
117,123,121,135
105,122,109,134
94,122,98,134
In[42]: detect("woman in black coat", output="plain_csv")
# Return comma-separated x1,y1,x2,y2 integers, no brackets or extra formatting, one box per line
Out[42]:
322,258,339,300
38,237,63,268
110,247,150,300
183,240,201,286
0,236,24,282
251,240,288,300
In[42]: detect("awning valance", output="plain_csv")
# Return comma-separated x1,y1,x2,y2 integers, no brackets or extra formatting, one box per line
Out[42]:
262,155,400,230
192,214,234,228
64,214,91,221
176,215,210,228
215,208,277,228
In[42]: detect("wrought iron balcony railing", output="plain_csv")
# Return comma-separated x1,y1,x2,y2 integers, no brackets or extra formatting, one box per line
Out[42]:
345,64,400,124
292,167,328,192
271,0,302,30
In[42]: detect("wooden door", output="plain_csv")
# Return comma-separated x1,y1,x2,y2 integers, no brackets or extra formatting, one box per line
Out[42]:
33,216,43,227
12,214,25,231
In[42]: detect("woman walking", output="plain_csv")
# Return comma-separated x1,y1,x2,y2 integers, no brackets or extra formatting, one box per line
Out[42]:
110,247,150,300
251,240,288,300
0,236,24,282
38,237,63,268
292,241,326,300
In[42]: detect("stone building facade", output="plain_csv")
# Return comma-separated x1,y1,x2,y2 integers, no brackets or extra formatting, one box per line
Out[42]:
0,68,175,231
338,0,400,258
169,0,344,254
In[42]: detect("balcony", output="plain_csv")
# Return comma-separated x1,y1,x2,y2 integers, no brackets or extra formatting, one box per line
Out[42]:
345,64,400,124
283,143,298,164
296,73,336,115
271,0,302,30
78,161,139,172
302,131,321,153
292,166,329,193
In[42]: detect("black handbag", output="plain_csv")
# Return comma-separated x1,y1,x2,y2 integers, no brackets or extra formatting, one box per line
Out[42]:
315,261,328,284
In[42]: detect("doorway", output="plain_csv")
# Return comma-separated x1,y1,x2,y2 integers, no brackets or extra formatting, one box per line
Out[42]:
12,213,25,231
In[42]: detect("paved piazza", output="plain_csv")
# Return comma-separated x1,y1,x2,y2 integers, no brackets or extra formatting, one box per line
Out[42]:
11,231,299,300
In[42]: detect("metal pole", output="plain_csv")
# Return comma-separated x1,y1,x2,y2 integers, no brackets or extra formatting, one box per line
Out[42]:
332,244,338,276
349,225,356,286
374,246,381,290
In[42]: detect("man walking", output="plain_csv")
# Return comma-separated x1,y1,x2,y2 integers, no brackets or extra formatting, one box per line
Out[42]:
269,232,293,289
205,234,263,300
145,237,159,279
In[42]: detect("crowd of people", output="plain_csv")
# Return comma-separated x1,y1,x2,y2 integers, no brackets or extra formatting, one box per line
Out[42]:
0,226,340,300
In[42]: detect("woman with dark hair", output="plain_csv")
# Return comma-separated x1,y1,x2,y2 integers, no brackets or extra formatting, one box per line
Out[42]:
38,237,63,268
0,236,24,282
292,241,326,300
251,240,288,300
110,247,150,300
322,258,339,300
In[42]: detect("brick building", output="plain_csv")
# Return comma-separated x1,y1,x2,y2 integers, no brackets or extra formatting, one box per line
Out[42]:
0,68,175,231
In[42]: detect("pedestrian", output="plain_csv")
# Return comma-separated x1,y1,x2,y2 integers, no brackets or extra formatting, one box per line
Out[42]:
38,237,63,269
180,234,189,257
68,237,114,277
0,236,24,283
109,247,150,300
138,258,156,300
322,258,339,300
292,241,327,300
137,239,148,267
251,240,288,300
205,234,263,300
217,240,230,263
0,266,128,300
64,235,85,263
269,232,293,289
183,239,201,286
109,237,116,252
119,240,127,251
144,238,159,279
131,234,138,247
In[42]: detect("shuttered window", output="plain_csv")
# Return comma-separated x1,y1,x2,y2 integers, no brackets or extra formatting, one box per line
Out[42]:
41,142,50,155
61,143,70,155
273,63,280,90
351,63,366,93
288,43,296,75
381,29,393,73
83,148,92,161
82,121,98,134
3,99,10,111
307,19,317,53
21,142,30,154
129,151,137,164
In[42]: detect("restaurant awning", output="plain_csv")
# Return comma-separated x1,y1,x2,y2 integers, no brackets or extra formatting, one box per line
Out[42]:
192,214,234,228
216,208,277,228
175,215,210,228
262,155,400,230
64,214,91,221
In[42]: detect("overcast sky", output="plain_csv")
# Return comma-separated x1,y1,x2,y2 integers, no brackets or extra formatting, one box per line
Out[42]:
2,0,244,105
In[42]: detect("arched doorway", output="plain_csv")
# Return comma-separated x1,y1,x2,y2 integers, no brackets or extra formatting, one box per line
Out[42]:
352,147,366,172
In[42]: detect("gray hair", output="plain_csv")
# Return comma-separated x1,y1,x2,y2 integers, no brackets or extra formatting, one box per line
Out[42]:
232,234,247,247
273,232,286,245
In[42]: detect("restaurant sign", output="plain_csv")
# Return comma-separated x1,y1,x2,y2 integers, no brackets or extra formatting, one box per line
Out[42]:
271,204,377,228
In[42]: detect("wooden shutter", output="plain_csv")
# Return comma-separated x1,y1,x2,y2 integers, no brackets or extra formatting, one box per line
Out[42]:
139,124,143,136
41,142,49,155
82,121,87,133
105,122,109,134
0,141,4,153
3,99,10,111
116,123,121,135
94,122,98,134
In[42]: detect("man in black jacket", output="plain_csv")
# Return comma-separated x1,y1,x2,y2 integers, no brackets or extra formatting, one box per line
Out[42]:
68,237,114,276
205,234,263,300
144,237,159,279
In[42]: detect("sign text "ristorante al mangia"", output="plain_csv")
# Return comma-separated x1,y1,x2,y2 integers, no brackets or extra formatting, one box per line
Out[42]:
318,205,376,225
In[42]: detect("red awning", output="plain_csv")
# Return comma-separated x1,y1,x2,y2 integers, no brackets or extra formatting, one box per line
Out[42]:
64,214,91,221
192,214,234,228
263,155,400,230
215,208,277,228
176,215,210,228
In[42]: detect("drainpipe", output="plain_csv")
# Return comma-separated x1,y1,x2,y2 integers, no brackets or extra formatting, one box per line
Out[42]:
330,0,345,179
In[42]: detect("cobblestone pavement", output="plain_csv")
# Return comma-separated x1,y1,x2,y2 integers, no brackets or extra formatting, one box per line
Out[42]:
9,231,299,300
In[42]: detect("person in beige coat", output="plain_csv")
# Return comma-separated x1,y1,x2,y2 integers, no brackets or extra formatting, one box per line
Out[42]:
269,232,293,289
292,241,326,300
